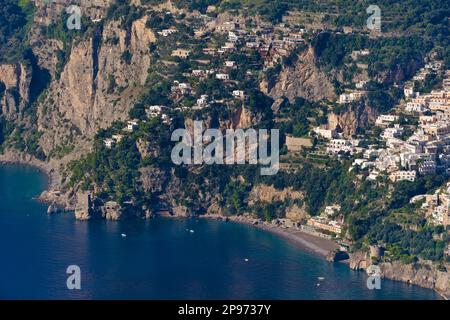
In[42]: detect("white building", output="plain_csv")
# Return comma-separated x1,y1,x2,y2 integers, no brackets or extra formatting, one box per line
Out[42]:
314,127,336,140
404,86,415,98
355,80,368,89
104,138,115,149
126,120,138,132
216,73,229,80
375,115,399,127
192,69,206,77
324,205,341,217
389,170,417,182
418,160,437,175
232,90,245,99
406,102,427,113
338,92,364,104
228,31,239,42
112,134,123,143
157,29,177,37
161,114,171,124
381,125,404,139
225,60,236,68
104,134,123,148
327,139,358,155
364,149,381,160
172,81,192,94
146,105,164,118
196,94,209,107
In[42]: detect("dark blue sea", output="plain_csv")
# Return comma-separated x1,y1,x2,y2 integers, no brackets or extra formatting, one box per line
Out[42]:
0,165,440,299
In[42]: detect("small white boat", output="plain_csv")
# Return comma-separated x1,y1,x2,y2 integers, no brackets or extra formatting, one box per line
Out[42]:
189,230,195,233
318,277,325,281
121,233,127,238
244,258,249,262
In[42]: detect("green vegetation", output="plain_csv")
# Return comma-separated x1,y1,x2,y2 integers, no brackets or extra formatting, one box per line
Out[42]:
312,32,433,80
0,0,34,63
0,0,446,264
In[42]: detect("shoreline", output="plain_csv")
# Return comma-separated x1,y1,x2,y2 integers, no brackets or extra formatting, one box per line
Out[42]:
0,150,58,191
200,214,448,300
0,150,66,207
200,214,342,260
0,160,446,299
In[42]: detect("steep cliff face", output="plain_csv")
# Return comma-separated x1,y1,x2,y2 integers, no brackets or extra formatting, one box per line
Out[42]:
185,105,260,136
266,47,336,102
0,63,32,120
30,0,114,76
248,184,309,222
349,251,450,298
328,102,379,137
36,16,156,156
376,56,423,84
248,184,303,204
32,0,113,25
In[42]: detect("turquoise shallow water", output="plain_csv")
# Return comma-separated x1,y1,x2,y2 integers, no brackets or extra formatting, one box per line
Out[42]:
0,164,440,299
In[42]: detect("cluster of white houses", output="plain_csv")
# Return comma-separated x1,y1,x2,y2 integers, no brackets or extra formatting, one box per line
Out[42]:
405,88,450,114
353,70,450,182
197,16,307,69
404,61,448,114
411,182,450,227
103,106,172,149
158,16,311,115
357,111,450,182
320,68,450,184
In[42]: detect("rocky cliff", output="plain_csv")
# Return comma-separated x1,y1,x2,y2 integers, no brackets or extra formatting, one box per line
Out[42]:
248,184,309,222
376,55,423,84
265,47,336,103
0,63,32,120
349,250,450,299
328,102,379,137
37,15,156,156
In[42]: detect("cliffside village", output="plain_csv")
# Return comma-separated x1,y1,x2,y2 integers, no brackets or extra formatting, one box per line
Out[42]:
102,11,306,148
315,62,450,229
80,10,448,241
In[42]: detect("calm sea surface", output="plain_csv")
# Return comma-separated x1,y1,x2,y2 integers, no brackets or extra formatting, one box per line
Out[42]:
0,164,440,299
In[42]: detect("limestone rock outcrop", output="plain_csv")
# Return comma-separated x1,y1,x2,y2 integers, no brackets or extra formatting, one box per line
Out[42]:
328,102,378,138
266,47,336,102
102,201,123,220
36,15,156,156
248,184,304,204
75,192,101,220
349,250,450,298
0,63,32,119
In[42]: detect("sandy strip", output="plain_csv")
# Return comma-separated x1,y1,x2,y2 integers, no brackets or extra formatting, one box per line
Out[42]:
201,215,340,259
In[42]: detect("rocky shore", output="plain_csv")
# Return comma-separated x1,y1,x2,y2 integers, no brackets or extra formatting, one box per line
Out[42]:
0,155,447,299
0,149,59,190
349,250,449,300
0,149,72,210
